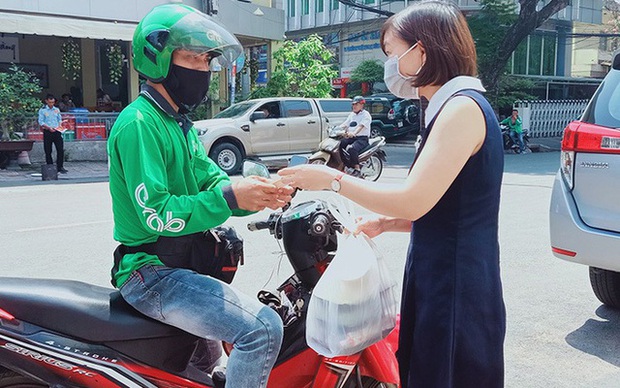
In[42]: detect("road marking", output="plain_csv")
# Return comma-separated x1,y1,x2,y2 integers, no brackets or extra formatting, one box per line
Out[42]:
16,220,111,232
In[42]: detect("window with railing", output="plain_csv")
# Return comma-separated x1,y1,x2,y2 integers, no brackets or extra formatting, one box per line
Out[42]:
511,32,557,76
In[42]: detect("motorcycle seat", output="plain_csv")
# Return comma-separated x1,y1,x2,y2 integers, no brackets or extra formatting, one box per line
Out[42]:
0,277,189,342
360,136,385,155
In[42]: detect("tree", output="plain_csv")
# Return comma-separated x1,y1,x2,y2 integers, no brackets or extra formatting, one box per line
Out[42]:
350,60,384,93
469,0,570,90
603,0,620,52
340,0,571,92
262,35,338,98
0,65,42,140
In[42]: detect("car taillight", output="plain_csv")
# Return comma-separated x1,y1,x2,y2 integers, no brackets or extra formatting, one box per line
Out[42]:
387,109,395,120
560,121,620,190
562,121,620,154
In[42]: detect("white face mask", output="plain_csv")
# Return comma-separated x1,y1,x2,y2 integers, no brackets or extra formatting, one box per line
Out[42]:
384,42,422,99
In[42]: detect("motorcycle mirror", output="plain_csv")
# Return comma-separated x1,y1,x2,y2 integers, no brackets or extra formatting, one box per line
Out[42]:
242,160,270,178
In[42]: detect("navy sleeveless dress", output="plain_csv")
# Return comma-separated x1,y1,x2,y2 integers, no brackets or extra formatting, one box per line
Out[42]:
398,90,506,387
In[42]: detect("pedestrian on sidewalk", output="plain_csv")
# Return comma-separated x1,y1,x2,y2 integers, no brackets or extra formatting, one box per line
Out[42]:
38,94,67,174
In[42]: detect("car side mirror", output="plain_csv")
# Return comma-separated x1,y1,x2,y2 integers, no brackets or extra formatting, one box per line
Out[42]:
250,111,266,122
242,160,270,178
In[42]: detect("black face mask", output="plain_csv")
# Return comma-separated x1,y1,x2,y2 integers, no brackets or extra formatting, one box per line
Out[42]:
162,64,211,114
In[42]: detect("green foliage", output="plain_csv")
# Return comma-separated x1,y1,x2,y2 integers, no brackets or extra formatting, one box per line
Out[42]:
350,60,384,91
493,76,537,113
0,65,43,140
61,39,81,81
468,0,517,81
107,43,125,85
264,35,338,98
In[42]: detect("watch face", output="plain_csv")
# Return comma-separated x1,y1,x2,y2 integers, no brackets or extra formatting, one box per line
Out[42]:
331,179,341,192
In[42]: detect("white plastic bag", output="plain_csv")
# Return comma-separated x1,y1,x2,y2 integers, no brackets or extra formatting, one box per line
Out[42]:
305,197,399,357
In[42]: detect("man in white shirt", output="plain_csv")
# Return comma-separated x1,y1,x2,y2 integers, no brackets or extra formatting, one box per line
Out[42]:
338,96,372,177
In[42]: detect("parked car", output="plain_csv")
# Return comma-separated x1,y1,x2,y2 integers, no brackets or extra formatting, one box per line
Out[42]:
364,93,420,138
549,50,620,308
194,97,352,173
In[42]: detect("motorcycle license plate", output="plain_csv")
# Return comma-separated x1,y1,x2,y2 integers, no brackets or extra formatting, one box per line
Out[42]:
397,121,403,127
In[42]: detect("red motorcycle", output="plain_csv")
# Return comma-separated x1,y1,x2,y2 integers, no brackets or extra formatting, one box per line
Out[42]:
0,198,400,388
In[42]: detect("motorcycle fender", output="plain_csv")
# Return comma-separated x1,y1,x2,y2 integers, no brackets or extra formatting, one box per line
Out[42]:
309,151,330,164
376,149,387,161
357,339,399,385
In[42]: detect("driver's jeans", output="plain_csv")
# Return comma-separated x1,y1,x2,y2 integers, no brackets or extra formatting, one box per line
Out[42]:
509,130,525,153
120,264,284,388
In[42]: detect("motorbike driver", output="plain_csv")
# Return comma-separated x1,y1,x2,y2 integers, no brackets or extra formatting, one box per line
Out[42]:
501,109,525,153
107,4,290,387
337,96,372,177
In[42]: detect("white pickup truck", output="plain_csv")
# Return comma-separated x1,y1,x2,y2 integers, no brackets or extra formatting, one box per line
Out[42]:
194,97,352,173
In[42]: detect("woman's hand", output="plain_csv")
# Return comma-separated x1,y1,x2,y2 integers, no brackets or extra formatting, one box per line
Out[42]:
278,164,338,191
354,214,386,238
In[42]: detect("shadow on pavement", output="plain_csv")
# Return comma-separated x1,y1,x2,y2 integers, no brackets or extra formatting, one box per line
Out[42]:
565,305,620,367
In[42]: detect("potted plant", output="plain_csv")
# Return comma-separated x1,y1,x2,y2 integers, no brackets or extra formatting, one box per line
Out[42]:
0,65,42,168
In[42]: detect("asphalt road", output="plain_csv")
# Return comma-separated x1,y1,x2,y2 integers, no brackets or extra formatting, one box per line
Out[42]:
1,147,619,387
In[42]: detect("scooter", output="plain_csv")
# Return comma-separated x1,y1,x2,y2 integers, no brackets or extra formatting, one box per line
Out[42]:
0,194,400,387
500,124,530,154
309,127,387,182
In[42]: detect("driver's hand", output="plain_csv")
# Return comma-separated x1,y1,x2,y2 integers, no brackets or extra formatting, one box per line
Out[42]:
232,176,292,211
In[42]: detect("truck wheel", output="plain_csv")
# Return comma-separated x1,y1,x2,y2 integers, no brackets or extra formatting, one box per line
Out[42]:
0,370,46,387
370,126,382,138
360,155,383,182
589,267,620,308
210,142,242,175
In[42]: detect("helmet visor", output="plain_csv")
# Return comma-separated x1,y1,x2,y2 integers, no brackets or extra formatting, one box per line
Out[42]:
167,11,243,70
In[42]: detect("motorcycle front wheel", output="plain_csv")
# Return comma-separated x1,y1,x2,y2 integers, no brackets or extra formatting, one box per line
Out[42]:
360,155,383,182
0,370,46,388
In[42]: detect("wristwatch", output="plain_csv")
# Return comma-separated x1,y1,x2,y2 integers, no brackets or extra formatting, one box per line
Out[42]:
330,173,345,192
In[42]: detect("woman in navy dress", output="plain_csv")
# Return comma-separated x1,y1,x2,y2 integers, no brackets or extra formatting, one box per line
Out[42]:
279,1,505,387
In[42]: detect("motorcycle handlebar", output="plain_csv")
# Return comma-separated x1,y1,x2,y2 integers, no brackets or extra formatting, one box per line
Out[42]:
247,220,270,232
311,214,330,236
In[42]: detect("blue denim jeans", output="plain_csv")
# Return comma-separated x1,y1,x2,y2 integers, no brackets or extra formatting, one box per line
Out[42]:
120,264,283,388
510,130,525,153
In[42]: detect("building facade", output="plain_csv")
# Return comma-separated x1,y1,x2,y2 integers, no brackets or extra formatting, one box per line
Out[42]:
284,0,611,100
0,0,285,110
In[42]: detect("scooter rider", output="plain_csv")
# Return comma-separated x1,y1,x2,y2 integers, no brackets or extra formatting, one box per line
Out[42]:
107,4,291,387
338,96,372,177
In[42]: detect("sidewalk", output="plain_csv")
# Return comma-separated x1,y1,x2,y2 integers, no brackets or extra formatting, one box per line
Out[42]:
0,161,109,187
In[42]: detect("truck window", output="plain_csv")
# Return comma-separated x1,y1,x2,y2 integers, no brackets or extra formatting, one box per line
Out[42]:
318,100,351,113
283,100,313,117
214,102,255,119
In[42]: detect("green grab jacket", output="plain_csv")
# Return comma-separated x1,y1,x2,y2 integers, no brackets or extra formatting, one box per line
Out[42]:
107,94,251,287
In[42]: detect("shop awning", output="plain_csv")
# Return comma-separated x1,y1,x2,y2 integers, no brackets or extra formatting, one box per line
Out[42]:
0,12,137,41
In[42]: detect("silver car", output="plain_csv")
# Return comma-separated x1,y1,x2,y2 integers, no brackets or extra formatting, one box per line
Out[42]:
550,50,620,309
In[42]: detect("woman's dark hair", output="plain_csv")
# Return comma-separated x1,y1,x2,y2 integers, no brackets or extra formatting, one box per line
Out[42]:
380,0,477,87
